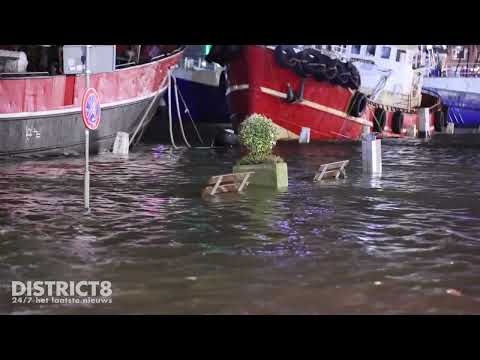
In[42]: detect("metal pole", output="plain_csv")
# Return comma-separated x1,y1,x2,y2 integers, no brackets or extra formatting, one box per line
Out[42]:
84,45,91,209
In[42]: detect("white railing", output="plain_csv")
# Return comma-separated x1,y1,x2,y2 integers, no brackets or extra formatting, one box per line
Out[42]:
180,56,220,72
426,62,480,78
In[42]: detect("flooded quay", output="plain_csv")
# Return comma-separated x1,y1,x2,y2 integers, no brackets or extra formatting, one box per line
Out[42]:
1,140,480,314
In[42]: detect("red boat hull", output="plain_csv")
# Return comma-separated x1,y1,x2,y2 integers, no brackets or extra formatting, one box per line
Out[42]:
0,48,183,156
224,46,372,141
364,102,437,138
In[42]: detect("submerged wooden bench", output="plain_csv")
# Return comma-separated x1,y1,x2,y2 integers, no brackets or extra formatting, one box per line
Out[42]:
202,172,254,196
313,160,349,182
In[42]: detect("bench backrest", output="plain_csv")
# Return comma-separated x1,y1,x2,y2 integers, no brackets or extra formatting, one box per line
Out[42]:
203,172,254,196
206,173,249,185
314,160,349,182
319,160,349,171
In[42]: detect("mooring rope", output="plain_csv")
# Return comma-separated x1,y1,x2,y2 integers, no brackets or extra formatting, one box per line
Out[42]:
130,74,169,149
173,76,205,145
172,75,191,148
167,69,178,149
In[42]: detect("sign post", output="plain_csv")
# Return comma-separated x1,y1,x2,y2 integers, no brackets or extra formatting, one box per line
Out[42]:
85,45,90,209
81,45,101,209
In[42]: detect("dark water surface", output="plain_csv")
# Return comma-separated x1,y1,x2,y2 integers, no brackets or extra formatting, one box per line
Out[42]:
1,140,480,314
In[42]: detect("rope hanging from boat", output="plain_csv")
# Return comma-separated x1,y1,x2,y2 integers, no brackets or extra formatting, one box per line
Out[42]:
130,73,170,149
166,70,207,149
370,69,392,101
176,85,205,145
172,75,191,148
167,69,178,149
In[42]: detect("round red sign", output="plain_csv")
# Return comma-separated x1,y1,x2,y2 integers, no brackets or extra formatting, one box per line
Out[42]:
81,88,102,130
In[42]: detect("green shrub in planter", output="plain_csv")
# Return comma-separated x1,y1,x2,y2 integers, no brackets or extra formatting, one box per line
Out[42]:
238,113,279,164
234,114,288,189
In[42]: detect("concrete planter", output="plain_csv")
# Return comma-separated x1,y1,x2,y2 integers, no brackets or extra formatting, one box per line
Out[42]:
233,161,288,189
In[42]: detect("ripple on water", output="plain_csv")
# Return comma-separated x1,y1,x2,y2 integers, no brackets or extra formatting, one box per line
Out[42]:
1,142,480,314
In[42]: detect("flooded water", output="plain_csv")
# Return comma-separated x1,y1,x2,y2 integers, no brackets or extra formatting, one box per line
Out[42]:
1,140,480,314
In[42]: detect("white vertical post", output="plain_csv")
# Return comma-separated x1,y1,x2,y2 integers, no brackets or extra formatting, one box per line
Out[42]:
84,45,91,210
362,125,370,139
417,107,430,138
446,122,455,134
299,127,310,144
362,134,382,176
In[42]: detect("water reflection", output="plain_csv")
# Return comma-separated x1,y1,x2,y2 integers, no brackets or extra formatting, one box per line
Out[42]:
1,141,480,314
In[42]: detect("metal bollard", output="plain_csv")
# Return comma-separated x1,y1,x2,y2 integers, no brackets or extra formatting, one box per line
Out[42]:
299,127,310,144
407,124,418,137
112,132,130,155
446,122,455,134
362,133,382,175
417,108,431,138
362,125,371,139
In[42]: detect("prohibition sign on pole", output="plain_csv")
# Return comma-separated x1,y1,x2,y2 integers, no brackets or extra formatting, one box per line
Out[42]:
82,88,102,130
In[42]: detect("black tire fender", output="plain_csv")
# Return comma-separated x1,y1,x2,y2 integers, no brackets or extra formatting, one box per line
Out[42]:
392,111,404,134
373,108,387,132
348,92,367,117
324,57,338,81
345,62,361,90
332,60,350,86
434,111,444,132
275,45,297,68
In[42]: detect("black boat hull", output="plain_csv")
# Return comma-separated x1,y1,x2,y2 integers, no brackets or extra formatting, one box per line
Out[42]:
0,93,162,158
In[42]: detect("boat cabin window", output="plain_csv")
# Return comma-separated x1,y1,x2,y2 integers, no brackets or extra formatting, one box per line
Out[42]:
333,45,347,54
452,46,468,60
381,46,391,59
116,45,181,68
396,49,406,63
366,45,376,57
0,45,63,76
351,45,361,55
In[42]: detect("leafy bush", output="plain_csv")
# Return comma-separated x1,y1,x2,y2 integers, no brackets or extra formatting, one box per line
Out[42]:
238,114,279,164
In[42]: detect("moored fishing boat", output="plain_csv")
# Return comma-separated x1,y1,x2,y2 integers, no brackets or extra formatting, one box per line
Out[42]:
171,45,229,124
423,45,480,132
206,45,372,141
0,45,184,157
206,45,441,141
330,45,441,138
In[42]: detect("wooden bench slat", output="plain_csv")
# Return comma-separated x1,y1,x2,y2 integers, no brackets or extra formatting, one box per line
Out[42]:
314,160,349,182
204,183,239,193
206,172,254,185
203,172,254,196
321,171,341,178
319,160,349,170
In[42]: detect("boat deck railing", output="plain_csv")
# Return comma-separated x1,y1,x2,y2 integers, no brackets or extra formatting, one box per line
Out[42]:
179,57,221,72
114,46,186,70
115,61,137,69
0,71,49,79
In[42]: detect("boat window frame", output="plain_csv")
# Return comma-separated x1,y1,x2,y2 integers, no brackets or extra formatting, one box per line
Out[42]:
366,45,376,57
351,45,361,55
396,49,406,63
452,46,468,61
381,46,391,59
